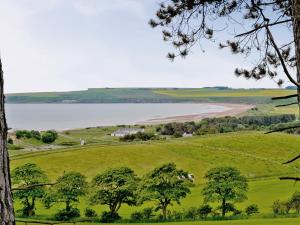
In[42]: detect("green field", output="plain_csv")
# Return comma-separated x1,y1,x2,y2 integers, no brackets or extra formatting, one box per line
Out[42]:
15,218,300,225
10,131,300,222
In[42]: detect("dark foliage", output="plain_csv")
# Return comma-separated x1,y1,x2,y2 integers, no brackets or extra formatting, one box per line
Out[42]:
54,207,80,221
41,130,58,143
119,132,158,142
100,211,121,223
16,130,41,140
160,114,295,136
84,208,97,218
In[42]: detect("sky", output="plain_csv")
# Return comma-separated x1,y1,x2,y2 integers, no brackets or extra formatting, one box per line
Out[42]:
0,0,293,93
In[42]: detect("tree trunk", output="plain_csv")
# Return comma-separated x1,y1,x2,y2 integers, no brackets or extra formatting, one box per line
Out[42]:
162,205,167,220
0,58,15,225
292,0,300,113
221,199,226,217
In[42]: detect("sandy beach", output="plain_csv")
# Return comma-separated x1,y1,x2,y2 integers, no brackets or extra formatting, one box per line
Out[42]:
139,103,254,125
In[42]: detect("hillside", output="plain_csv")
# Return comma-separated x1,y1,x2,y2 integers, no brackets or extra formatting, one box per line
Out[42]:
10,131,300,219
6,88,296,104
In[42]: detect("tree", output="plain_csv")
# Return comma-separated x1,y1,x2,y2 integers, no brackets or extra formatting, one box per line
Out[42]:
138,163,192,220
43,172,87,213
41,130,58,144
90,167,139,216
150,0,300,181
11,163,48,216
150,0,299,93
0,58,15,225
202,167,248,217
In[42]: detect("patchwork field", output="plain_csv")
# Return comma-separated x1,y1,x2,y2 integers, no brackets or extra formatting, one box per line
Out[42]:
10,131,300,221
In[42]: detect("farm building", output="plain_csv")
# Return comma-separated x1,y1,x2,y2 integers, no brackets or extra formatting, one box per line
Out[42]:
111,128,145,137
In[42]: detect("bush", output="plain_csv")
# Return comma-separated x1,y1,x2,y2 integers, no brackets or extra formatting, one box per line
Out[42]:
100,211,121,223
131,212,144,221
42,130,58,143
120,132,156,142
30,130,41,140
245,204,259,216
7,138,13,144
84,208,97,218
15,130,41,140
183,207,198,220
130,208,155,221
54,208,80,221
168,210,183,220
198,204,212,219
273,200,287,215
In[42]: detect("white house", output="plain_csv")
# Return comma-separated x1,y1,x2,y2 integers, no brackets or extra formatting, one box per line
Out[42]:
183,132,193,137
111,128,145,137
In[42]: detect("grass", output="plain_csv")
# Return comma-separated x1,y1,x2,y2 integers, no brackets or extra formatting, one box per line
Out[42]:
15,217,300,225
10,131,300,220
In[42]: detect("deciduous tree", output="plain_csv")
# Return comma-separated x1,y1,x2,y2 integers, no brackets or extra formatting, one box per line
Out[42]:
12,163,48,216
202,167,248,216
138,163,192,220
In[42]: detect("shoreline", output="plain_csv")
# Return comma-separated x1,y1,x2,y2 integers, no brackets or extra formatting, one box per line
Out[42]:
139,103,254,125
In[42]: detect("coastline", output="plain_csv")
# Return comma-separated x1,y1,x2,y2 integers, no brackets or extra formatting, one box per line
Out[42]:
139,103,254,125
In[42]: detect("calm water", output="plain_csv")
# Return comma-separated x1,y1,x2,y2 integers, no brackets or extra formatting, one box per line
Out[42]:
5,103,229,131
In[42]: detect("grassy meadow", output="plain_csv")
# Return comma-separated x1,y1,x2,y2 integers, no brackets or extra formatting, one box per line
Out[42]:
10,131,300,222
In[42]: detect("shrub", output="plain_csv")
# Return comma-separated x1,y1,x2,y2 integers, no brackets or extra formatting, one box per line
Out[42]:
7,138,13,144
54,208,80,221
183,207,198,220
290,191,300,213
15,130,41,140
100,211,121,223
198,204,212,219
273,200,286,215
245,204,259,216
30,130,41,140
168,210,183,220
142,207,155,220
84,208,97,218
42,130,58,143
131,211,144,221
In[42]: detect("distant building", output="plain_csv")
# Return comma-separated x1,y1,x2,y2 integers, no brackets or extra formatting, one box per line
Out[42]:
111,128,145,137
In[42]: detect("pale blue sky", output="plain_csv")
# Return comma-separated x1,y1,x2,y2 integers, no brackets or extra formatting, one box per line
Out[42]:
0,0,292,93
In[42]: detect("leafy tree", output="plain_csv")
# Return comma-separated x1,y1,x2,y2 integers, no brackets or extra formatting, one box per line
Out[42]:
138,163,192,220
42,130,58,143
90,167,139,216
43,172,87,214
202,167,248,217
12,163,48,216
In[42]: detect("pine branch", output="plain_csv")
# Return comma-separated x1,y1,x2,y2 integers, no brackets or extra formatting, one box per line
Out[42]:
265,124,300,134
235,19,292,38
271,94,298,100
275,102,298,107
279,177,300,181
266,26,300,87
283,154,300,164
